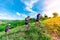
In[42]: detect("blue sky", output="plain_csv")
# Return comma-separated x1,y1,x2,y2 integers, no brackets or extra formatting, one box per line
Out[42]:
0,0,60,20
0,0,44,20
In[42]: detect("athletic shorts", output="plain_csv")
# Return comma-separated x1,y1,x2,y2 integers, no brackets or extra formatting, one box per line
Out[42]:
36,19,39,22
25,22,28,25
5,29,8,32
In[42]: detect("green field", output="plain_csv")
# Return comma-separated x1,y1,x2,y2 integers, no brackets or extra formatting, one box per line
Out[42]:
0,20,51,40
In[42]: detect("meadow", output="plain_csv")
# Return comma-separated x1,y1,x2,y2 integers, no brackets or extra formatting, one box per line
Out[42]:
0,20,51,40
0,13,60,40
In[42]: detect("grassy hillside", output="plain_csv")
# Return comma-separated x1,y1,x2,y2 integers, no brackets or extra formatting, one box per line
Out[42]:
0,21,51,40
42,17,60,40
0,19,35,32
1,16,60,40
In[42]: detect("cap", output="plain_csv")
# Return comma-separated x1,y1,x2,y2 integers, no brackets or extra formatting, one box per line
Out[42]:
8,24,11,25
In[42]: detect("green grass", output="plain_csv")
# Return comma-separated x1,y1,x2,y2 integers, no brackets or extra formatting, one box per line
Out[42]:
0,22,51,40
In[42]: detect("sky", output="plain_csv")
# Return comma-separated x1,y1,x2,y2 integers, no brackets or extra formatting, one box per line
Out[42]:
0,0,60,20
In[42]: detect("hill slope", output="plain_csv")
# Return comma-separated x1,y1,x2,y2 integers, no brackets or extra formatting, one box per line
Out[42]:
0,23,51,40
43,17,60,40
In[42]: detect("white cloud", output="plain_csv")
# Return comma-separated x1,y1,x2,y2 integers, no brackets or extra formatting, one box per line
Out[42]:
21,14,27,17
16,12,21,16
0,8,27,20
42,0,60,17
16,12,27,19
0,11,27,20
0,8,18,20
24,0,38,12
21,0,38,18
25,7,37,13
25,7,37,18
0,13,15,20
16,12,27,17
24,0,38,8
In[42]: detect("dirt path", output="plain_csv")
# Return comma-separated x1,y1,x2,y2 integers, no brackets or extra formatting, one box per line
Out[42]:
51,32,60,40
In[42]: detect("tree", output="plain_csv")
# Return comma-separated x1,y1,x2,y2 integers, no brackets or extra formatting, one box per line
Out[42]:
53,12,58,18
44,14,48,19
44,14,48,18
30,18,36,23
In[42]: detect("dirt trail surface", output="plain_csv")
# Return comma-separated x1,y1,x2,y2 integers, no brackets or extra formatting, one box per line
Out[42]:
52,32,60,40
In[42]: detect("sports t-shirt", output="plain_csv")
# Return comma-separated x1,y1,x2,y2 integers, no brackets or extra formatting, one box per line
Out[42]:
25,18,29,23
5,25,10,30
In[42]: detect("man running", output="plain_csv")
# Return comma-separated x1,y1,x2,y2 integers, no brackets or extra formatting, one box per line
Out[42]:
5,24,11,36
25,16,30,31
36,13,42,27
